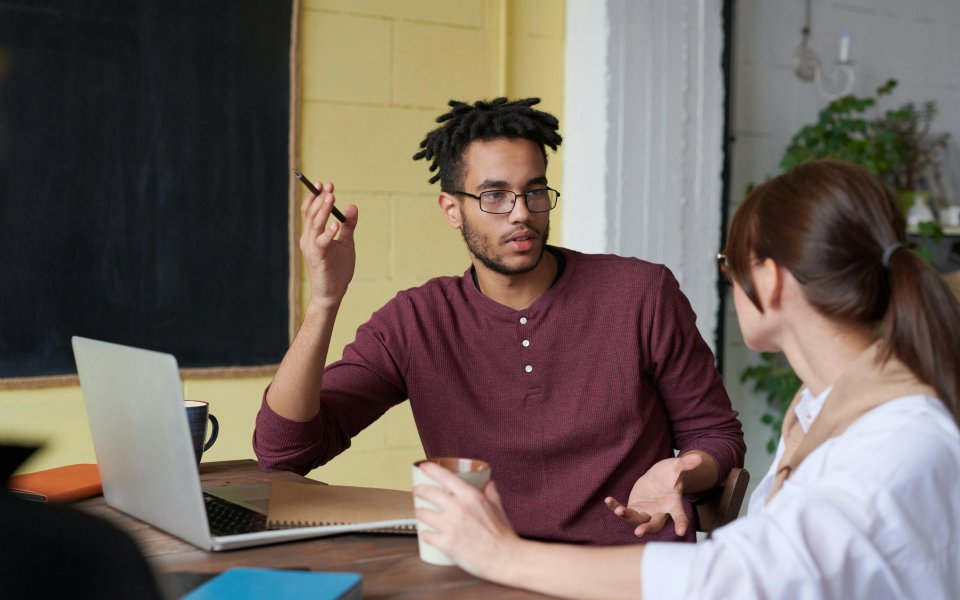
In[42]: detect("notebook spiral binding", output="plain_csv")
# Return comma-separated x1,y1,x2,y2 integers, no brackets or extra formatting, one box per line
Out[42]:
268,519,415,534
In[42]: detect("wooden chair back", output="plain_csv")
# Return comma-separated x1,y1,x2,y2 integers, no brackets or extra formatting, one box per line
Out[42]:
695,467,750,534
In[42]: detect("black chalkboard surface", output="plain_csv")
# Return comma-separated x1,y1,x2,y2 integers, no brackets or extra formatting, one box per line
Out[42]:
0,1,294,380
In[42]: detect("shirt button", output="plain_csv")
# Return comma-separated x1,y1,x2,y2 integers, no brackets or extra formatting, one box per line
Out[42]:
519,317,528,324
524,365,533,373
522,339,530,347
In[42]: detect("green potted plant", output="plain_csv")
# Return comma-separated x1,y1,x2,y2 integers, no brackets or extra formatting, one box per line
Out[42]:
780,80,948,190
741,79,950,452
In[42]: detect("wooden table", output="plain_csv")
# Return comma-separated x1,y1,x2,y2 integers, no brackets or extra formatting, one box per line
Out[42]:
78,460,552,599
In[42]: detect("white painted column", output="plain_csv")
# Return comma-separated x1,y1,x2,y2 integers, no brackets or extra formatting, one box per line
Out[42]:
561,0,611,254
563,0,726,351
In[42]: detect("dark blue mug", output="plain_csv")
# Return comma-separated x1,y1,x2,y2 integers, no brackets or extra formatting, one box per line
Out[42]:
185,400,219,465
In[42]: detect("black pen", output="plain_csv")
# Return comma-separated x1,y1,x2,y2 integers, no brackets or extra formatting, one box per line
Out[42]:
293,168,346,223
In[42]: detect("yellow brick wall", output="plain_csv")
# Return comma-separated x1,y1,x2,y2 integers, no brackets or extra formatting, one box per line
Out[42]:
0,0,564,492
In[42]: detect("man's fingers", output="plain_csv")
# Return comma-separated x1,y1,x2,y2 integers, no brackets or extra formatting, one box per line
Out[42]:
311,194,336,233
298,179,356,246
677,452,704,473
302,194,328,239
334,204,359,242
604,496,624,512
605,497,648,518
652,513,669,534
610,504,653,528
604,497,636,521
302,179,331,219
299,178,324,215
634,512,669,537
673,510,690,537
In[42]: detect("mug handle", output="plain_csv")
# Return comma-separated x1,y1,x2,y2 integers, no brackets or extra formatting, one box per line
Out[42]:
204,414,219,451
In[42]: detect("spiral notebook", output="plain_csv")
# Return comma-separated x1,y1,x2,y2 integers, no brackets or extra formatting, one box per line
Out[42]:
266,481,416,533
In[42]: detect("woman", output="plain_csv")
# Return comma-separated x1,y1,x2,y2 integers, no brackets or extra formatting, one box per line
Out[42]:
413,160,960,599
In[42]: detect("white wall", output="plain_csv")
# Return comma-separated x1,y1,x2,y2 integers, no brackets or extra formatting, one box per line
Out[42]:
726,0,960,497
563,0,726,352
563,0,960,506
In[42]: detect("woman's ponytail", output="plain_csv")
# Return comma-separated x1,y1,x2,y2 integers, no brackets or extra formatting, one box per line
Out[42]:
881,246,960,423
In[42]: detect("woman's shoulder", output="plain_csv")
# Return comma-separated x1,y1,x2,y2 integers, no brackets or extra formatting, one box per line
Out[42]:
825,395,960,490
763,396,960,536
845,395,959,450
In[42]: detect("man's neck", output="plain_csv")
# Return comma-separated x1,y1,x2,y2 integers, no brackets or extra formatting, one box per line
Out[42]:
473,250,558,311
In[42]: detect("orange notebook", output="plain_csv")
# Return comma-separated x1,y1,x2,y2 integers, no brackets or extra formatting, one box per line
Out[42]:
7,463,102,503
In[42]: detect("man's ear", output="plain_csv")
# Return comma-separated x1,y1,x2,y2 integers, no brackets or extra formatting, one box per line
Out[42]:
438,192,462,228
755,258,784,311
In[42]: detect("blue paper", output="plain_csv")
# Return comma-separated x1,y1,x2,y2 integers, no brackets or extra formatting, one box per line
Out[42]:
183,568,362,600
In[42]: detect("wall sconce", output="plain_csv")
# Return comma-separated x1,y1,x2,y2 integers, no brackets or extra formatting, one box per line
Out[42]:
793,0,854,100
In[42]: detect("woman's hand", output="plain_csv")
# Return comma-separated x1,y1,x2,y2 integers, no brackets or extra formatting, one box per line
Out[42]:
415,462,648,600
412,461,522,582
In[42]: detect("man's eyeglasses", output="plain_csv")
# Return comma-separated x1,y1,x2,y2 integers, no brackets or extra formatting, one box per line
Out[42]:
717,252,733,287
452,188,560,214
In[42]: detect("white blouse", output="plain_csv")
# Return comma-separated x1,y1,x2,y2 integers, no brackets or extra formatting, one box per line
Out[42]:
642,393,960,599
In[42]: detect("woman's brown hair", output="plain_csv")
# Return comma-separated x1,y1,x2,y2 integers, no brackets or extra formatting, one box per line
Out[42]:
726,159,960,422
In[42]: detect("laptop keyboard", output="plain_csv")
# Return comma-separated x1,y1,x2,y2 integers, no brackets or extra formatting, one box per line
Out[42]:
202,492,269,536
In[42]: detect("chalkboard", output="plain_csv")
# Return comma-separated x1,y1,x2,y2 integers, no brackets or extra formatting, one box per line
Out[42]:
0,1,296,383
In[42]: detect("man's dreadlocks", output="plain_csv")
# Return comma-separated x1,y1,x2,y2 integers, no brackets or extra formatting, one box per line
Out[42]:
412,97,562,191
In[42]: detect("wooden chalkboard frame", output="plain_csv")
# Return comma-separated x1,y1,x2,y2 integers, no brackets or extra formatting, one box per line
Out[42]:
0,1,302,388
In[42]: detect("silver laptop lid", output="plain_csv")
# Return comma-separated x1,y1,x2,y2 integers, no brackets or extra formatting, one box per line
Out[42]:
72,336,212,549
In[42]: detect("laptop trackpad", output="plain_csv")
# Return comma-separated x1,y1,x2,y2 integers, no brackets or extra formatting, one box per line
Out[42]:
202,483,270,515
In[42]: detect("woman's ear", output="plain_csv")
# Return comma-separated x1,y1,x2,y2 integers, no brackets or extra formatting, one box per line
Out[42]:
754,258,784,311
438,192,462,229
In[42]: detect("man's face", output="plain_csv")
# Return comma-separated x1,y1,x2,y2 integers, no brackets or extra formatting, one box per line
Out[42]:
454,137,551,276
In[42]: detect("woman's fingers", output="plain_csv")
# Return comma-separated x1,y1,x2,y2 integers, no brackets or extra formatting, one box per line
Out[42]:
413,484,452,511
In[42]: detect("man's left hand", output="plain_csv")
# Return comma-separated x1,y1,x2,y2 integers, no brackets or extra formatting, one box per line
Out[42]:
603,452,704,538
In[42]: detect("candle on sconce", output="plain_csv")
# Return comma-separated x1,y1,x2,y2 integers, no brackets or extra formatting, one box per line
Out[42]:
839,26,851,63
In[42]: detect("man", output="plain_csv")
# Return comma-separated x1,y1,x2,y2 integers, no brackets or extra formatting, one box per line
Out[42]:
254,97,744,545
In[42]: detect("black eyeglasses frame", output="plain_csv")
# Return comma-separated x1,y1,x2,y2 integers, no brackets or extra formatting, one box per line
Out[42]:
451,187,560,214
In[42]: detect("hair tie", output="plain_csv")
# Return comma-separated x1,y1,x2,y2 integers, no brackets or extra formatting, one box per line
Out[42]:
881,243,903,269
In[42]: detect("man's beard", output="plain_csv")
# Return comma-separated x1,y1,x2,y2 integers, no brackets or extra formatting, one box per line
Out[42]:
460,211,550,276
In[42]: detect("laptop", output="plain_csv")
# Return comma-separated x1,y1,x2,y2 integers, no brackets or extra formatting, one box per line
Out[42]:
72,336,411,551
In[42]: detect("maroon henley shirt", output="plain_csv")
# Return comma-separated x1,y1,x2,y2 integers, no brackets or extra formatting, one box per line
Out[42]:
254,247,745,545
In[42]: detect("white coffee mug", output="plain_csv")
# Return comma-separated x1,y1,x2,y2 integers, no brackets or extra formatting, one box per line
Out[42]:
412,457,491,566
